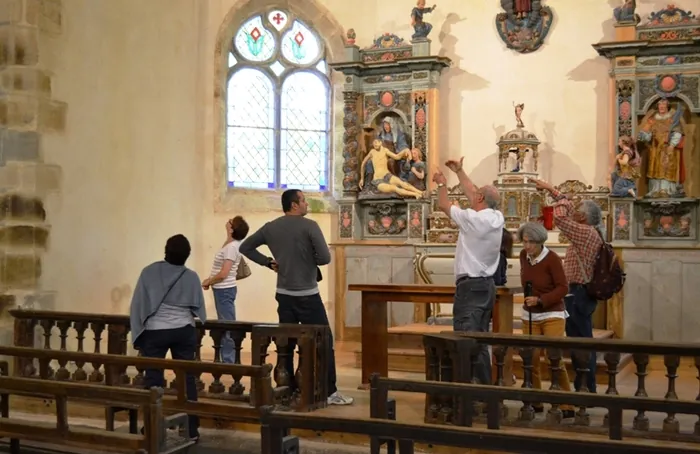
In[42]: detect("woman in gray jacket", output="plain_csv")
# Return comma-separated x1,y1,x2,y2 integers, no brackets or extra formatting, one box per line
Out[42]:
129,234,206,442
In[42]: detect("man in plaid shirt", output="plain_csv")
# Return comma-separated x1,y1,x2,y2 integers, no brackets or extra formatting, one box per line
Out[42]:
535,179,603,393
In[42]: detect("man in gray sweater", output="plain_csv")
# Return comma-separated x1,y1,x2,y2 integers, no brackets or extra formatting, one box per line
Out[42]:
240,189,353,406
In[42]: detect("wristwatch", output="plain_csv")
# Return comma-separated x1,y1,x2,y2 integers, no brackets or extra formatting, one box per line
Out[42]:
437,183,446,188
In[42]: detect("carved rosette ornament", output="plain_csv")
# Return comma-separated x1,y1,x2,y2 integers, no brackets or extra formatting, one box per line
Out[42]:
616,79,634,139
341,92,360,193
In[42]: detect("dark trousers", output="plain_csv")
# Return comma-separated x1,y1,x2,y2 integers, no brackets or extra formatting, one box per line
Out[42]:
139,325,199,438
275,292,337,396
565,284,597,393
452,277,495,385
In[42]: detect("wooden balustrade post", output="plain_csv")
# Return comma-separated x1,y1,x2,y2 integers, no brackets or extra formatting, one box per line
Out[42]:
662,354,681,433
546,348,563,425
195,327,206,392
295,336,316,412
229,331,246,396
71,321,88,381
107,324,130,385
89,322,106,383
12,318,36,377
439,348,454,424
602,352,621,428
208,329,226,395
572,350,591,426
423,341,440,423
632,353,650,431
518,347,535,421
39,319,55,379
55,320,71,380
273,336,292,393
491,345,508,420
251,365,274,408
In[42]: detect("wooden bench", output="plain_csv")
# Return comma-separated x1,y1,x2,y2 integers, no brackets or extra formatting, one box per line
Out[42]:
11,309,330,412
0,345,274,429
0,370,189,453
259,408,700,454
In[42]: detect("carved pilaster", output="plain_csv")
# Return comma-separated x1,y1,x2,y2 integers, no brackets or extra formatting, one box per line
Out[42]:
413,91,427,163
615,79,635,141
341,91,361,195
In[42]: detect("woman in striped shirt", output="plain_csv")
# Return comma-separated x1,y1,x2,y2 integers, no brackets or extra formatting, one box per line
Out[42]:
202,216,249,363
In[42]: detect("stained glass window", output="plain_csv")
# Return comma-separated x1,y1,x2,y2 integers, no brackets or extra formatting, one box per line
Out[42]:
226,11,329,191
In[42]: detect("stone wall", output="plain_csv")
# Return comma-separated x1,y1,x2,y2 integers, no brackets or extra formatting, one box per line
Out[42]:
0,0,65,345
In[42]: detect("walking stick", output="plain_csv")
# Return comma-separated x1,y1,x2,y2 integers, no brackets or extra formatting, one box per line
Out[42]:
525,281,533,335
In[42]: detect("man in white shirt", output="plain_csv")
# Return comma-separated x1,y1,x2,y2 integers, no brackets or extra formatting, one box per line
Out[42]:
433,157,505,385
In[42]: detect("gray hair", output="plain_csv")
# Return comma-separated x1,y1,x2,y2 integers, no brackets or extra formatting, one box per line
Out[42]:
517,222,548,245
482,186,500,210
580,200,606,237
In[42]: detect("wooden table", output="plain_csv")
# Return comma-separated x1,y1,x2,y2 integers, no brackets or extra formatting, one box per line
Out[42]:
348,283,521,389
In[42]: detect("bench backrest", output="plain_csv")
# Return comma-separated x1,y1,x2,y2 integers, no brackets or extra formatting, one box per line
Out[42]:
260,410,698,454
0,373,164,453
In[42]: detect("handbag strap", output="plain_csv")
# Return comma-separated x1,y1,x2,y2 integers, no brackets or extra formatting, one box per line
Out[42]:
157,269,187,308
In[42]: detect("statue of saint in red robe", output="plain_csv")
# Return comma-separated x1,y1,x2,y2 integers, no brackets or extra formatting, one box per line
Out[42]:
515,0,532,18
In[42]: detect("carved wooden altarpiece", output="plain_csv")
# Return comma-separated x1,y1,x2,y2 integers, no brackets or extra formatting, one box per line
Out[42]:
594,5,700,247
331,32,450,242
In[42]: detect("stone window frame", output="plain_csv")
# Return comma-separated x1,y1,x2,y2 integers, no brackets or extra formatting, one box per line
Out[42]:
213,0,346,213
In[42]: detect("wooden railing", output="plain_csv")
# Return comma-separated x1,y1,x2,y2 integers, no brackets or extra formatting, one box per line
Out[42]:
423,332,700,443
0,345,274,421
259,406,699,454
0,362,186,453
9,309,329,412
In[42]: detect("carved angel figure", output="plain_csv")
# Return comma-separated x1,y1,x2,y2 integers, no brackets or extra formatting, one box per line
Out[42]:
513,102,525,128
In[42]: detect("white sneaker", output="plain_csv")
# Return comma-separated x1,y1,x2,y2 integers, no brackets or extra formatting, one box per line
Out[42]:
327,391,354,405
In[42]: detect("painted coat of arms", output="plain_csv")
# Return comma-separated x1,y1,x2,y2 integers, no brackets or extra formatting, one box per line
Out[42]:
495,0,554,54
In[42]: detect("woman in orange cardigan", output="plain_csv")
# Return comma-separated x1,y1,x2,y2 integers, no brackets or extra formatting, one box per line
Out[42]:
518,222,574,419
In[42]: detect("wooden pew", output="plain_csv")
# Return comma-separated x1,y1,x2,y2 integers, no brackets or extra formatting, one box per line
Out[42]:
11,309,330,412
259,408,700,454
0,372,188,453
0,345,274,430
369,374,700,444
347,283,521,388
422,332,700,442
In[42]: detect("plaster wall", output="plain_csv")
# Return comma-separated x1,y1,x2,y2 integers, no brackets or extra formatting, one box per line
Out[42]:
38,0,697,328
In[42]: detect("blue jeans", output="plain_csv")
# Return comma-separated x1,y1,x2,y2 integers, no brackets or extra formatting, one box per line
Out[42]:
565,284,597,393
213,286,237,364
140,325,199,438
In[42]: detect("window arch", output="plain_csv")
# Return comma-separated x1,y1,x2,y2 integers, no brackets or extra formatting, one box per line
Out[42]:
226,10,330,192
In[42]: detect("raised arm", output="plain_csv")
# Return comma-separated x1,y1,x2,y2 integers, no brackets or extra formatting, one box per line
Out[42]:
309,222,331,266
239,225,273,268
433,170,452,216
534,179,592,250
445,157,478,202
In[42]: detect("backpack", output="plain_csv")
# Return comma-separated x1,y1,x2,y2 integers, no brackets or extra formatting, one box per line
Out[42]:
493,252,507,286
575,237,625,301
